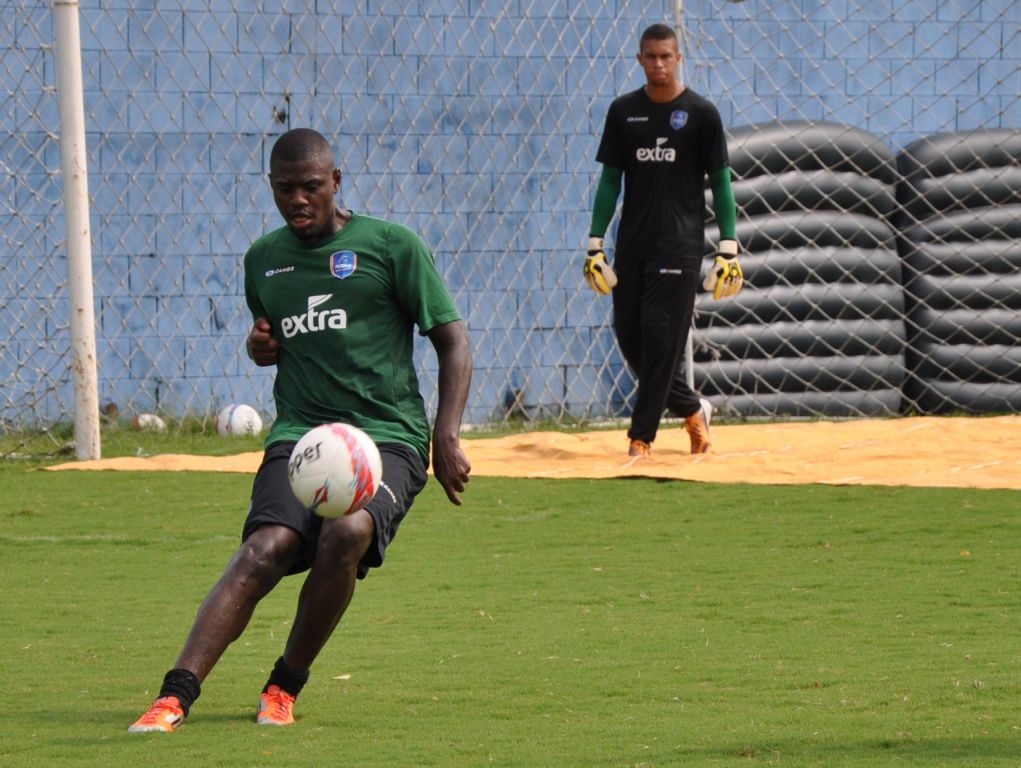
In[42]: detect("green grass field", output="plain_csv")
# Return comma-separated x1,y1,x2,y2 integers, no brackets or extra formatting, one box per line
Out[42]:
1,435,1019,767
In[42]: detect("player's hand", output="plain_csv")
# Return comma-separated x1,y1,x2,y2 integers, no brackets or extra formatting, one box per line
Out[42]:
431,432,471,505
583,237,618,296
246,317,279,366
702,240,744,300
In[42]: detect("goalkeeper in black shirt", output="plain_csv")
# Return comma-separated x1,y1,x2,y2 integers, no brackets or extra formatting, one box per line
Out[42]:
584,22,742,458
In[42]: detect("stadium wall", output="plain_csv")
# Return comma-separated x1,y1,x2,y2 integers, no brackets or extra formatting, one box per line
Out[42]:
1,1,1018,435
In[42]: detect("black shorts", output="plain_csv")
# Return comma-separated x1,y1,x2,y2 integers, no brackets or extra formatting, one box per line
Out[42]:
242,441,428,579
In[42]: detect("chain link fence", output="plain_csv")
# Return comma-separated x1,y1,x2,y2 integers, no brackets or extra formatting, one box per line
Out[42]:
1,0,1019,449
684,1,1021,419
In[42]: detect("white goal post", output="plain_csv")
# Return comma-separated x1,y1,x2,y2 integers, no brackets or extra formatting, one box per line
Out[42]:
52,0,99,459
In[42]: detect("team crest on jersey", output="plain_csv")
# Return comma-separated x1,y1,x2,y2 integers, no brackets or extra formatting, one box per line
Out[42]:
330,250,357,279
670,110,688,130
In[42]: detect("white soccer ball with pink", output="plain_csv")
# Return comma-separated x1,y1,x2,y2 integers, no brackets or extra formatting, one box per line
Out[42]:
287,423,383,518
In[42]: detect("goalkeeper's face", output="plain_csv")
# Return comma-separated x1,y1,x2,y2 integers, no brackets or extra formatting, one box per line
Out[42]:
269,157,342,242
637,37,682,89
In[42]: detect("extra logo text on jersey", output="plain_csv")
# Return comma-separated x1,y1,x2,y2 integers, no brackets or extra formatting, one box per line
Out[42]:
281,294,347,339
636,137,676,162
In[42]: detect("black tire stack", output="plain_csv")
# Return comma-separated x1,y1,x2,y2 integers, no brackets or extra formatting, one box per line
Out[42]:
695,121,906,417
896,130,1021,413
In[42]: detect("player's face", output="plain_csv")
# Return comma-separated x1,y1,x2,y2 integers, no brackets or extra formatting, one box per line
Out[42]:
269,158,342,242
637,37,682,88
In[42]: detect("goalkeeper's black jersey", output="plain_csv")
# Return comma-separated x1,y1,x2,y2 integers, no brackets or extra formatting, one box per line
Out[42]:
595,87,728,265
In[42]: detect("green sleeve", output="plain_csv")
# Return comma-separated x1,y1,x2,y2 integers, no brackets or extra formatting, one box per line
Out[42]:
710,166,737,241
589,165,623,238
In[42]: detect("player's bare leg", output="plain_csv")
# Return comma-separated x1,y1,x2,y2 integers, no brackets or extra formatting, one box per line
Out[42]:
254,511,375,726
282,510,375,669
176,524,302,680
130,524,300,732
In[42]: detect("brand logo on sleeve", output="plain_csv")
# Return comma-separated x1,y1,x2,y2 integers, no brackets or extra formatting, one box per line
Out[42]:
265,265,295,277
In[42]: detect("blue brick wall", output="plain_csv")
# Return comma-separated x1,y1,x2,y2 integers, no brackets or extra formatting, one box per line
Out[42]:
691,0,1020,151
1,1,1017,428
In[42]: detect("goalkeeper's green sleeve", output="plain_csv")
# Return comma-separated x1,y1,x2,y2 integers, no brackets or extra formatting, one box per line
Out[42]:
589,165,623,238
710,166,737,241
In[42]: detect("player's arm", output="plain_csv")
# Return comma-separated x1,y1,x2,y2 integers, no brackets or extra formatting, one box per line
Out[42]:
711,166,737,243
246,317,279,366
243,252,280,366
427,319,472,505
703,166,744,300
590,164,622,239
584,165,623,295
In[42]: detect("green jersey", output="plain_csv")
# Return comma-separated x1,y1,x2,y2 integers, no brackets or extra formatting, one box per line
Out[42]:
244,212,461,465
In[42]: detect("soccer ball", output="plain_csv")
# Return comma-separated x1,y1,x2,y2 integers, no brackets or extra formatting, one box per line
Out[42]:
288,423,383,518
216,403,263,437
132,413,167,431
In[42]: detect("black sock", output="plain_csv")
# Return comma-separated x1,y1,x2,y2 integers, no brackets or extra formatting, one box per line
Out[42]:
158,668,201,716
263,656,310,698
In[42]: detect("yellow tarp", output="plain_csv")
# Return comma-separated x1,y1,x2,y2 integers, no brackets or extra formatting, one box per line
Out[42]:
46,415,1021,490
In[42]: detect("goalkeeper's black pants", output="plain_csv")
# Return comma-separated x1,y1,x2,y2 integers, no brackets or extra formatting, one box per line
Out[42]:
612,259,702,444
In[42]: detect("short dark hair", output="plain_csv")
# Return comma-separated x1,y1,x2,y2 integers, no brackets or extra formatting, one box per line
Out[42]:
639,23,677,48
270,128,333,168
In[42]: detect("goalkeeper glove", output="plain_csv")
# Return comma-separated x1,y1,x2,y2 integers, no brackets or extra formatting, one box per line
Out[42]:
702,240,744,300
583,237,618,296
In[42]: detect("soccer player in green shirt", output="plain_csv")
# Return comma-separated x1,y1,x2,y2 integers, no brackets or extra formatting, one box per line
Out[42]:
130,128,472,732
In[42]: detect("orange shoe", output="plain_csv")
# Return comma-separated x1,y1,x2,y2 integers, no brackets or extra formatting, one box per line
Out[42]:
628,438,651,458
257,685,296,726
685,398,713,454
128,696,185,733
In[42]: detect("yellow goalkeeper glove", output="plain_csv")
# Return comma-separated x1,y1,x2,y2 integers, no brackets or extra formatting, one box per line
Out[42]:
702,240,743,300
583,237,618,296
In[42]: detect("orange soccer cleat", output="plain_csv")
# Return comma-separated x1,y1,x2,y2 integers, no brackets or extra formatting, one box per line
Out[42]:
257,685,297,726
628,438,652,458
685,398,713,454
128,696,185,734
